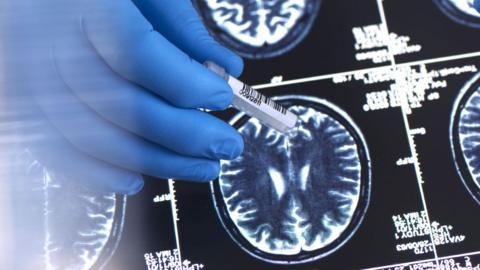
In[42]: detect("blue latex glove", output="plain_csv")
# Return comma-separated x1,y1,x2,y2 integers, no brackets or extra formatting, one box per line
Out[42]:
0,0,244,195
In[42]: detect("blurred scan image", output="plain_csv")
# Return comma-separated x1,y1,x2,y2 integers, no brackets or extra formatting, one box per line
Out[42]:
211,96,371,264
193,0,321,59
434,0,480,27
10,150,125,270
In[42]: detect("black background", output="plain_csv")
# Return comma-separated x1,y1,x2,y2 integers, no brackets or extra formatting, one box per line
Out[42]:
107,0,480,269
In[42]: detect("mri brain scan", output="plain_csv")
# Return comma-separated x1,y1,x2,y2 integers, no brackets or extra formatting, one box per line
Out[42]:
434,0,480,28
12,150,125,269
193,0,321,59
211,96,371,264
451,73,480,205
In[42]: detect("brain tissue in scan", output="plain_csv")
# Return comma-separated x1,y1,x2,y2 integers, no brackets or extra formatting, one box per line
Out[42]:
451,73,480,205
12,150,125,269
193,0,321,59
211,96,371,264
434,0,480,27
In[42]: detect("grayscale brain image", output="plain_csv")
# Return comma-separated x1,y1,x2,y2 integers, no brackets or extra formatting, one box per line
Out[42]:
451,73,480,205
14,150,125,270
97,1,480,269
211,96,371,264
192,0,321,59
434,0,480,27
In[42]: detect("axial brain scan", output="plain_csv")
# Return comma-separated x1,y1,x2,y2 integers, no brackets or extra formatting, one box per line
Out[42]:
451,73,480,205
193,0,321,59
434,0,480,28
211,96,371,264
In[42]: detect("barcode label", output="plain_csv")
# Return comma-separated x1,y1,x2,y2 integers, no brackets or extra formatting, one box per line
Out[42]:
239,84,287,115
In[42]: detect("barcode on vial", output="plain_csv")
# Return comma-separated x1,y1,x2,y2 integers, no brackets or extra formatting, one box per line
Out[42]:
239,84,287,115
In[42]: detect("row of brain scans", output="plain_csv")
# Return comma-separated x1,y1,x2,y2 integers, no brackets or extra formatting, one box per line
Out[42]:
191,0,480,266
193,0,480,60
21,0,480,269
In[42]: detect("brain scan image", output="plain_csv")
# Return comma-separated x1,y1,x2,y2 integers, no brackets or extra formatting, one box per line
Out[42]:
192,0,321,59
451,73,480,205
12,150,125,269
211,96,371,264
434,0,480,28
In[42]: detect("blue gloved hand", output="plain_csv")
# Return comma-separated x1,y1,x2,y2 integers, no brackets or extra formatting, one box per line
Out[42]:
0,0,244,195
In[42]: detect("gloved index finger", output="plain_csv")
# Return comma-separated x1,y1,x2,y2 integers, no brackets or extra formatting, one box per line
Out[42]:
82,0,233,110
133,0,244,77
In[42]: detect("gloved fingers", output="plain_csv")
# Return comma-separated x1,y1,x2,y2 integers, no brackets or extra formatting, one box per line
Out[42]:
25,119,144,195
53,39,243,161
133,0,243,77
82,0,233,110
34,71,222,181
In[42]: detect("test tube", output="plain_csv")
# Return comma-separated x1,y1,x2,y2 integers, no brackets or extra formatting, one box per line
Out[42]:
204,61,298,133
